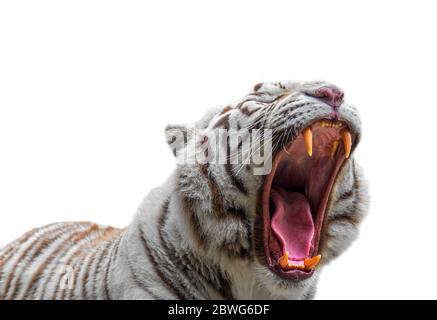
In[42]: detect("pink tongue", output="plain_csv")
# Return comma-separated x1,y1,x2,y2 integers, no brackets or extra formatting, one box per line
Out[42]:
270,187,314,260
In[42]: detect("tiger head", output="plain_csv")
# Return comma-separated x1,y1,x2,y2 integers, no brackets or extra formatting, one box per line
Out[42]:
165,80,368,297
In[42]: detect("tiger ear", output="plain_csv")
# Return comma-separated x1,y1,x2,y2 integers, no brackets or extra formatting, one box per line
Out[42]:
165,124,188,157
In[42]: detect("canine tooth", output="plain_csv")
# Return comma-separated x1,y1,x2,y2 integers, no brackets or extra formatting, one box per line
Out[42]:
304,255,321,270
341,129,352,159
279,252,289,269
303,127,313,157
331,140,339,157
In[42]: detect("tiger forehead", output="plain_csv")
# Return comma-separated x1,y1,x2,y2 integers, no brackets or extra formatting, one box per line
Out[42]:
253,81,298,94
218,81,306,115
213,80,350,126
252,80,340,97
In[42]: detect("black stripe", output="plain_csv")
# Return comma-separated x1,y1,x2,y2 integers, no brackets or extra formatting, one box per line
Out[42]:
253,83,263,91
338,188,354,202
240,105,260,116
160,216,234,299
158,200,210,297
327,209,359,226
140,234,187,299
213,113,230,129
225,163,247,194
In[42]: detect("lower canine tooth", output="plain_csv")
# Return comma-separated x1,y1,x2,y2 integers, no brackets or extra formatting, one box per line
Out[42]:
304,255,321,270
279,251,289,269
341,129,352,159
302,127,313,157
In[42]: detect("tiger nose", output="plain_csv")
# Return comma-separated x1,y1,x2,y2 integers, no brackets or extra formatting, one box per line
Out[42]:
313,86,344,109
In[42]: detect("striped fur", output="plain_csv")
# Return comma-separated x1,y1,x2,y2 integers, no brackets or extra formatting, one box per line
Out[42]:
0,80,369,299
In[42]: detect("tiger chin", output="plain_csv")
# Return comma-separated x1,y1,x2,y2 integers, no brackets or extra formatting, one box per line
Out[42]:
0,80,369,300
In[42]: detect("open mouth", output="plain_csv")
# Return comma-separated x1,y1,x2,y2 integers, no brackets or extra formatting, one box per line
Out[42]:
261,119,355,280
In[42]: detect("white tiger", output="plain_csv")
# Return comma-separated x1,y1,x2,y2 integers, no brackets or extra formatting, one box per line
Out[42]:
0,80,369,300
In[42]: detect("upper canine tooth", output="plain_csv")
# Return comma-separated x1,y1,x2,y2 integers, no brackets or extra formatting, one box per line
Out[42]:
304,255,321,270
279,251,289,269
303,127,313,157
341,129,352,159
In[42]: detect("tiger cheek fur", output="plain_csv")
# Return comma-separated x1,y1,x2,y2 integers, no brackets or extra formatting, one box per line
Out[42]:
0,80,368,300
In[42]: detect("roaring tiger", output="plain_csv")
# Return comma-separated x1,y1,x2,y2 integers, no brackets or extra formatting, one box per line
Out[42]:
0,80,368,300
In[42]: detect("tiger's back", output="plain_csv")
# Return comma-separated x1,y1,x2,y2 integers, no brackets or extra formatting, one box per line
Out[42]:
0,222,123,300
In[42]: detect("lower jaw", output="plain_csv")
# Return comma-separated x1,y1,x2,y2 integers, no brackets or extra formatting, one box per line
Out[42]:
267,156,346,280
259,121,351,280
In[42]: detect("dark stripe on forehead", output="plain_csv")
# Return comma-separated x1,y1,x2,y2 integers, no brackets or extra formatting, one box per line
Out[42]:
240,104,261,116
220,106,232,115
272,93,290,102
213,113,230,129
253,83,263,92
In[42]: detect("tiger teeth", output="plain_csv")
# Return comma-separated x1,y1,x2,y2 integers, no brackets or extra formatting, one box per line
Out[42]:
341,129,352,159
302,127,312,157
279,251,289,269
331,140,339,158
321,120,342,128
304,255,321,270
287,262,305,270
278,253,321,271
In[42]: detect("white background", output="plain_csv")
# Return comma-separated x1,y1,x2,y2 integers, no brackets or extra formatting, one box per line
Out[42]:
1,1,436,299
